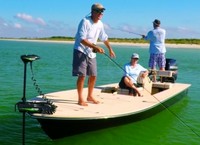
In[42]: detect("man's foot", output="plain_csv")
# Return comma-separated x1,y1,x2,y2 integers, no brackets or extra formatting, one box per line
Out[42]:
138,94,143,97
78,101,88,106
136,91,143,97
87,97,100,104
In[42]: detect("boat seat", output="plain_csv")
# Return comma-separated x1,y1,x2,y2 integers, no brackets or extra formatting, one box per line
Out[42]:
150,70,175,83
138,75,152,94
117,87,143,95
152,82,173,89
101,87,118,93
154,70,173,77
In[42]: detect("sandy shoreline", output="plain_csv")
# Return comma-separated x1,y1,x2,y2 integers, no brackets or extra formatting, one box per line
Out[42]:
1,38,200,49
110,42,200,49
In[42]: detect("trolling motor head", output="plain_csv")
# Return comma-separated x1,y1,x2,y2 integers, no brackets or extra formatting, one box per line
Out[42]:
21,54,40,63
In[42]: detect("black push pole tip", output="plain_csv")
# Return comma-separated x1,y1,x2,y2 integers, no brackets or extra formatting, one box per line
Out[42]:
21,54,40,63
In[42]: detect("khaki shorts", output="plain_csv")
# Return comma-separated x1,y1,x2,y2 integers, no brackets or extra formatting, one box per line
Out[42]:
72,49,97,76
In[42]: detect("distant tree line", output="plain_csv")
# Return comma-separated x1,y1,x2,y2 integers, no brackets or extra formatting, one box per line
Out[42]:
3,36,200,45
40,36,200,45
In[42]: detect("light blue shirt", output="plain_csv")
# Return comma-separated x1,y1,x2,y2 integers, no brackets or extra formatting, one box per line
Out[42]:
73,16,108,58
123,63,147,84
144,27,166,54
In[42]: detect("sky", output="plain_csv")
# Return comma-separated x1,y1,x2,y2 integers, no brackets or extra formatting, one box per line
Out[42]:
0,0,200,39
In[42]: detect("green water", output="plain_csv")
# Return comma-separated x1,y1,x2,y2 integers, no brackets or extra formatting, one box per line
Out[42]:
0,40,200,145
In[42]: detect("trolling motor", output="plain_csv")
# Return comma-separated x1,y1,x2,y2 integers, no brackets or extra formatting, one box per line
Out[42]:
16,54,57,114
15,54,56,145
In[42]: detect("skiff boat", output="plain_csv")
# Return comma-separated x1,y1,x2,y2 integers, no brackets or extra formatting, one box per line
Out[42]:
16,55,191,139
29,70,190,139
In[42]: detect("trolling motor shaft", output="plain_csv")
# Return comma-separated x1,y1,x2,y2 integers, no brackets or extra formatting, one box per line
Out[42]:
16,54,40,145
21,55,40,103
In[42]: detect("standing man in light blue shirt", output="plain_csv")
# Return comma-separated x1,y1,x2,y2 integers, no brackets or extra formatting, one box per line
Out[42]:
142,19,166,81
72,3,115,106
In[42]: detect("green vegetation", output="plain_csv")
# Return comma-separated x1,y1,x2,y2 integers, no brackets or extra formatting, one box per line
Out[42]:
2,36,200,45
36,36,74,41
165,39,200,44
37,36,200,45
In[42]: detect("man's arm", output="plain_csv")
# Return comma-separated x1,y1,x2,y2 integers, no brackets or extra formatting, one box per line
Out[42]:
103,40,116,57
81,39,104,53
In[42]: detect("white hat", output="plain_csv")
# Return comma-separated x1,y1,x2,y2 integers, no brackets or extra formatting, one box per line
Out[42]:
131,53,139,59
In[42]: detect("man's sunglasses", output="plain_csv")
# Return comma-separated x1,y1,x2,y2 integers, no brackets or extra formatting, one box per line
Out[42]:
93,9,104,14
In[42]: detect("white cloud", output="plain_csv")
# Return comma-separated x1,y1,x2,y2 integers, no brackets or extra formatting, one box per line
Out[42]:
103,23,111,30
3,23,8,27
165,26,200,38
15,13,46,26
177,26,187,31
14,23,22,29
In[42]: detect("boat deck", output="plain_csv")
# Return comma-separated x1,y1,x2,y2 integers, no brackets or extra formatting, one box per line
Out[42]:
31,82,191,120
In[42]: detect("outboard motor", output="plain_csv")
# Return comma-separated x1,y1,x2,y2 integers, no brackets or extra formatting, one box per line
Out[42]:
162,58,178,83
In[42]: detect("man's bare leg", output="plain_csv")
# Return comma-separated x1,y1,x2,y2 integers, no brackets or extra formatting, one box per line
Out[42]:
77,76,88,106
87,76,100,104
159,67,165,82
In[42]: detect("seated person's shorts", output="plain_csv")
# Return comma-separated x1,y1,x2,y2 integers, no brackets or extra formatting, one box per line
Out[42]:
119,76,137,95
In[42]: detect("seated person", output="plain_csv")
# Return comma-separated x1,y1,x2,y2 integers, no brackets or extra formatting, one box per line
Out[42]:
119,53,149,96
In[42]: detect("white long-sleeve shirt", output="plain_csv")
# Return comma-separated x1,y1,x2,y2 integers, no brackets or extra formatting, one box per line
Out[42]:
144,27,166,54
73,16,108,58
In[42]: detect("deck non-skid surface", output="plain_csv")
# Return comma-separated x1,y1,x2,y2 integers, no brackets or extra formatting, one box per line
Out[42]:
32,83,190,119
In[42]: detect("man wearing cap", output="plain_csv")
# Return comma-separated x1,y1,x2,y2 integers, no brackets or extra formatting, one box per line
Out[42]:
72,3,115,106
119,53,148,96
142,19,166,81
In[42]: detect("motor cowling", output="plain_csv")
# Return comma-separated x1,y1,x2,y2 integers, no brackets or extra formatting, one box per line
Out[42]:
163,58,178,83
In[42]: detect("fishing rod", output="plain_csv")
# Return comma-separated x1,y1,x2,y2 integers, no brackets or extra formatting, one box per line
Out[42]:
120,30,143,36
103,52,200,138
110,26,143,36
104,53,126,73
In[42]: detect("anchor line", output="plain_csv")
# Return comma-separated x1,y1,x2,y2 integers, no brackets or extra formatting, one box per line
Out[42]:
103,52,200,138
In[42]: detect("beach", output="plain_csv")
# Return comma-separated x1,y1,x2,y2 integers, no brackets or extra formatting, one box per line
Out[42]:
1,38,200,49
110,42,200,49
